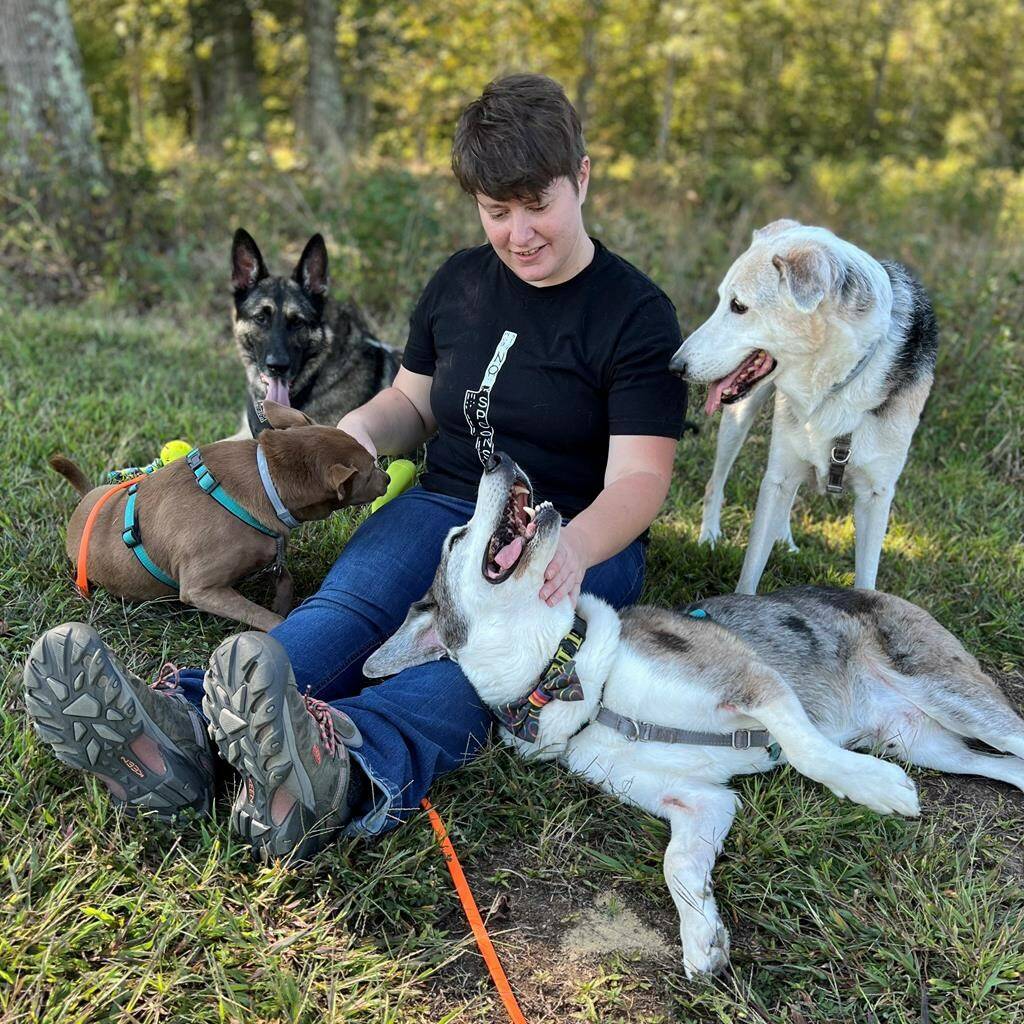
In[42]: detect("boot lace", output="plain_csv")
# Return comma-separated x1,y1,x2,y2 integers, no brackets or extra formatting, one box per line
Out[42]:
304,691,340,758
151,662,183,694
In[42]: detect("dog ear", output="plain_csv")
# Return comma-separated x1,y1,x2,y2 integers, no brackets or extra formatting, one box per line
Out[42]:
753,218,801,243
363,595,448,678
772,246,832,313
326,462,356,500
231,228,268,294
293,234,329,299
261,401,315,429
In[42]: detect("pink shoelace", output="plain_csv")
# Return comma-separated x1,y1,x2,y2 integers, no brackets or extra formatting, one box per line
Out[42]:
151,661,182,694
303,691,340,757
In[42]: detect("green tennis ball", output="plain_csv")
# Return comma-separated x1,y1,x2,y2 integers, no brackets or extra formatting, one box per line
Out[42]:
371,459,417,513
160,439,192,464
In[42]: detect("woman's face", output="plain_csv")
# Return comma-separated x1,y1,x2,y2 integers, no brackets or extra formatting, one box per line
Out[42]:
476,157,591,287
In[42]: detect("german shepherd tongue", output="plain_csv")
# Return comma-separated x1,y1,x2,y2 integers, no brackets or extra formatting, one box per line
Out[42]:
494,536,524,570
266,378,290,407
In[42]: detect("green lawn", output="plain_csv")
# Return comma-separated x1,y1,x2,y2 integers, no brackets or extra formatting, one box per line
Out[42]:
1,226,1022,1023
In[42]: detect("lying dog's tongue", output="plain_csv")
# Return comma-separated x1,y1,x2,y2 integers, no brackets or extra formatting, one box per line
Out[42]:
494,536,524,571
265,378,290,407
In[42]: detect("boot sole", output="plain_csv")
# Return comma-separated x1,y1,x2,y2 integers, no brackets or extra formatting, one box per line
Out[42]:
23,623,212,818
203,633,331,861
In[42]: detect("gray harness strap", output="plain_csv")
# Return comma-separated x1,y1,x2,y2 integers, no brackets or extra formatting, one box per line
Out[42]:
826,433,853,494
821,336,884,496
595,705,773,750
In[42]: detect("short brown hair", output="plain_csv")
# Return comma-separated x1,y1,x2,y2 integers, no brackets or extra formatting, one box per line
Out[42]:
451,74,586,202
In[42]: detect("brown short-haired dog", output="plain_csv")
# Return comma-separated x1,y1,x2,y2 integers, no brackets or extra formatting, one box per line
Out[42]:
51,402,388,631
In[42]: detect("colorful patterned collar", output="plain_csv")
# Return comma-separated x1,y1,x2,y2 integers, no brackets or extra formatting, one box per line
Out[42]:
493,614,588,743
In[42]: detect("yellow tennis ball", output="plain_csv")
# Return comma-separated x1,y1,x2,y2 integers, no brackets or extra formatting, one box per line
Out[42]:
160,440,192,464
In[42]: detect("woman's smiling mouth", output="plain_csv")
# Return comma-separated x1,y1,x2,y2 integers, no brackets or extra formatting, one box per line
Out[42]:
511,244,546,261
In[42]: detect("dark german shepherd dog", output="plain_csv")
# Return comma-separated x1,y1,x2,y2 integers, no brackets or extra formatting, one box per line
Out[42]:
230,229,401,436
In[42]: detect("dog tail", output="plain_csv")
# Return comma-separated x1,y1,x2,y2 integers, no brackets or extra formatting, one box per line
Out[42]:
49,455,92,496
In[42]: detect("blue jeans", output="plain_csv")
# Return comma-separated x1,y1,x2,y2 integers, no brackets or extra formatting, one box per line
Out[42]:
177,487,646,837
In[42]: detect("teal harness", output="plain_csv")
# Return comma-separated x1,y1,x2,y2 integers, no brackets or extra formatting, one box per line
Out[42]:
122,447,288,589
121,483,177,588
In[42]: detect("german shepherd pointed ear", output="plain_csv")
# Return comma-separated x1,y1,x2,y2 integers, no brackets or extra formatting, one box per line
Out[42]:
363,595,448,678
772,246,832,313
231,228,269,294
293,234,329,300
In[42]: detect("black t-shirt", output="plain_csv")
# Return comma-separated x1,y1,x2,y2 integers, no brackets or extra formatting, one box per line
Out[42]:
402,239,688,518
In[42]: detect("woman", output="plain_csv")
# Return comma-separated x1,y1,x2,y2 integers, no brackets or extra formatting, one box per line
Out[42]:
24,74,688,861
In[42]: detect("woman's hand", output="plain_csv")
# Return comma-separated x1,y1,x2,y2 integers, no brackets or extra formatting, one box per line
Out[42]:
540,530,588,608
337,416,378,459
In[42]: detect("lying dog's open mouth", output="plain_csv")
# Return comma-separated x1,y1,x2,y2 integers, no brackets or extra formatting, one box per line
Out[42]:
482,472,553,584
705,349,777,415
260,374,292,407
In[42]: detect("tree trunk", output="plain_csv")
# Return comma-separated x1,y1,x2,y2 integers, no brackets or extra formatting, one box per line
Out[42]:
863,0,901,148
188,0,263,153
576,0,604,132
304,0,347,165
656,55,677,162
0,0,105,185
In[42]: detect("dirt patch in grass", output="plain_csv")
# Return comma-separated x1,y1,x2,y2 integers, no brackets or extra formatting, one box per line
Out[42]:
560,890,673,959
425,847,685,1023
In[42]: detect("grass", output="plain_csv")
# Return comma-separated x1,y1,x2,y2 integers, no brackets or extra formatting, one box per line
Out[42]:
1,186,1023,1022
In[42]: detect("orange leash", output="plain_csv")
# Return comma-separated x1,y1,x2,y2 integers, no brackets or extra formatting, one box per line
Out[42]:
75,476,140,597
421,798,529,1024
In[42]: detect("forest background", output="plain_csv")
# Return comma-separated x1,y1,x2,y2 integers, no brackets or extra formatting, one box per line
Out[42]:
4,0,1024,315
2,2,1023,1023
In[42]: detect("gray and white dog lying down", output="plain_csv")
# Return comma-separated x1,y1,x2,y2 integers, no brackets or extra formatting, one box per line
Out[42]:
365,454,1024,978
670,219,938,594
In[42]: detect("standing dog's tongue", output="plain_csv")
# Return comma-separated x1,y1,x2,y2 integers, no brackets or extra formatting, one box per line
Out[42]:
266,378,290,407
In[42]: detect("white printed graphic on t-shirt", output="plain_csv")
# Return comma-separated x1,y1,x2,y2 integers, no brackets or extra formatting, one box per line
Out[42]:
463,330,517,466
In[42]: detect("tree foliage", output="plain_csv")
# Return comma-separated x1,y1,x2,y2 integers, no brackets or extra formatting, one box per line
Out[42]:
64,0,1024,173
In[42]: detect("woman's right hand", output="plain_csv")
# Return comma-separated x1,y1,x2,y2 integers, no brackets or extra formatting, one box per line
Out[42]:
337,415,378,459
337,367,437,462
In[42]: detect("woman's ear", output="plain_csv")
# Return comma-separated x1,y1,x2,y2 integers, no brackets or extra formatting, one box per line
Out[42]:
576,154,591,204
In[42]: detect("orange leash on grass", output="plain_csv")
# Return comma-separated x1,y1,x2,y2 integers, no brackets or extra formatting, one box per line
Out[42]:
421,797,529,1024
75,476,140,597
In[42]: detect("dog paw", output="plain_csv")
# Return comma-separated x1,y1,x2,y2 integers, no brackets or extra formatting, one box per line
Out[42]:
681,915,731,980
827,752,920,817
698,525,722,548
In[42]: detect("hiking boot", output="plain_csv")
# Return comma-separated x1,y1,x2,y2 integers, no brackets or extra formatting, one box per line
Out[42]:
23,622,215,818
202,632,362,863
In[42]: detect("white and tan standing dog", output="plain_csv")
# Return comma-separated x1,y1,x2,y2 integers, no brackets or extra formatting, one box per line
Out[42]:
670,219,938,593
364,455,1024,978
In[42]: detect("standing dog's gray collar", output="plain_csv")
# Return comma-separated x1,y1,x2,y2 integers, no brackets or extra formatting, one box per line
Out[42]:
827,334,884,398
256,445,300,529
